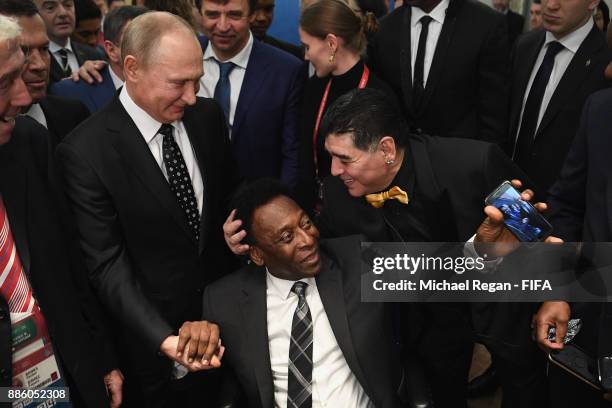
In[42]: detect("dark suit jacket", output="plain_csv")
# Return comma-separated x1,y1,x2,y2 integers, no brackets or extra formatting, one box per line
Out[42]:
0,117,114,407
49,40,105,84
202,236,404,408
202,38,305,187
50,65,116,113
509,25,609,198
39,95,90,150
547,88,612,360
261,34,304,60
56,95,238,386
318,134,536,361
368,1,510,145
506,9,525,46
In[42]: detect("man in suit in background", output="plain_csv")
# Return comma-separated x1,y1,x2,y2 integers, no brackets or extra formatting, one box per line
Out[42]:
0,0,90,153
0,14,124,407
51,5,149,113
33,0,103,83
250,0,304,59
509,0,609,199
57,12,234,407
493,0,525,46
199,0,304,188
534,88,612,408
72,0,102,48
200,178,404,408
368,0,510,145
530,0,543,30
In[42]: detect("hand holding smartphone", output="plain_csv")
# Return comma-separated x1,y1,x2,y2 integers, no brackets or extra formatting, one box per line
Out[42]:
484,181,553,242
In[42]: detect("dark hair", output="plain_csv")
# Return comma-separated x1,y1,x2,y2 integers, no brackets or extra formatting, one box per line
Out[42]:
75,0,102,24
320,88,409,151
231,178,291,246
356,0,387,18
532,0,540,4
103,5,149,44
0,0,39,17
300,0,366,54
145,0,196,28
597,1,610,32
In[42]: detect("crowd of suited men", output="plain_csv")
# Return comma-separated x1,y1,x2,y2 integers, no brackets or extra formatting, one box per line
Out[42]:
1,0,612,406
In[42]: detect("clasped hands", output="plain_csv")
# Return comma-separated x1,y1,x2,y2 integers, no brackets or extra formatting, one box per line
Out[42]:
160,320,225,372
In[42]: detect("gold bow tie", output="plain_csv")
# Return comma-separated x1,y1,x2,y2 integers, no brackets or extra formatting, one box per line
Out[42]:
365,186,409,208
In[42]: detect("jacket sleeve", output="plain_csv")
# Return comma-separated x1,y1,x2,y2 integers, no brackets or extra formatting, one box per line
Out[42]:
56,142,174,354
279,63,306,188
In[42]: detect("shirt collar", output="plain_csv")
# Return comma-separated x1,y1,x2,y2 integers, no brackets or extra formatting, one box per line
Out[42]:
109,65,124,90
266,268,316,301
119,86,177,144
204,31,253,69
545,18,593,54
412,0,450,27
49,38,74,54
24,103,46,128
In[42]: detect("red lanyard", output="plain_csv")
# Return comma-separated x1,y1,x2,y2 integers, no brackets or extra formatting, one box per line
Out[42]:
312,64,370,177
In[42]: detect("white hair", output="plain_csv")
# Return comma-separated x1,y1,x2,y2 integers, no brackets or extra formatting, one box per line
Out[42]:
0,14,21,44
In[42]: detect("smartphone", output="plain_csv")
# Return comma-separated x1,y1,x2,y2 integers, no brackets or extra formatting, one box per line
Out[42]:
549,344,602,390
484,181,553,242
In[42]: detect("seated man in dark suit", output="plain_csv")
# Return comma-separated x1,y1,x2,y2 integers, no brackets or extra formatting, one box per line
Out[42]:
225,89,546,408
33,0,104,83
0,0,90,152
196,178,404,408
198,0,304,188
0,15,123,407
51,5,149,113
534,88,612,408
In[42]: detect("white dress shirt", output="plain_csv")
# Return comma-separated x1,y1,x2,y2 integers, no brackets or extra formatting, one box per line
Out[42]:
198,32,254,132
119,86,204,214
24,103,47,129
49,39,80,74
514,18,593,144
410,0,450,86
266,271,373,408
109,65,124,90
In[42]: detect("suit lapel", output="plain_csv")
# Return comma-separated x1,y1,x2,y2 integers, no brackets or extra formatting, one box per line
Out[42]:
316,255,374,401
240,269,274,408
107,98,197,245
399,6,414,114
418,0,460,115
182,108,211,254
0,149,31,274
39,99,62,146
536,26,605,138
510,32,545,138
232,41,270,138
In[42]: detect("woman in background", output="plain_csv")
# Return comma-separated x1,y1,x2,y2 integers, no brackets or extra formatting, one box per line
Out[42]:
296,0,396,212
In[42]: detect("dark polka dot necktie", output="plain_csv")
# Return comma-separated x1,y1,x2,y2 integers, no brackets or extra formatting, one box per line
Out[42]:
159,124,200,241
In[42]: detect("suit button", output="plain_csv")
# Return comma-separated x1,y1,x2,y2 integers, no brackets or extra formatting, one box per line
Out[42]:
0,310,6,320
0,368,8,380
196,288,203,294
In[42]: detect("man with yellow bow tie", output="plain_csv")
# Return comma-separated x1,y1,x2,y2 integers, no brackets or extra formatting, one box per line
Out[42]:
224,88,546,408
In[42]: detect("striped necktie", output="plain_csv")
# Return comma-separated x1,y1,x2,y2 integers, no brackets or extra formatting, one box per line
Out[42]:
287,281,313,408
0,198,36,313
